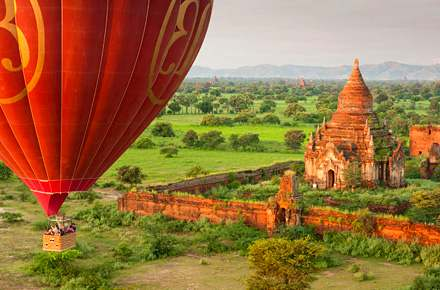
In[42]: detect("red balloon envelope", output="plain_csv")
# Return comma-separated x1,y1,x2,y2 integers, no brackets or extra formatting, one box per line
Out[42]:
0,0,213,216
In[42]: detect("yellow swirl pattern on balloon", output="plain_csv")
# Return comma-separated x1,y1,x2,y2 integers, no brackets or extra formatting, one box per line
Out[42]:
0,0,45,105
147,0,212,105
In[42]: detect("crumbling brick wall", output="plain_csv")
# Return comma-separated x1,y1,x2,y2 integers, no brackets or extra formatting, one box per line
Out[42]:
410,125,440,157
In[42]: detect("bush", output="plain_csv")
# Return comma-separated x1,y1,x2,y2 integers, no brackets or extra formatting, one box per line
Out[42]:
323,231,421,265
133,137,155,149
284,129,305,151
74,203,136,229
199,131,225,149
116,166,145,187
0,212,23,223
28,250,81,287
229,134,240,150
432,166,440,182
260,100,276,113
200,115,233,126
0,162,12,180
186,165,209,178
351,209,376,236
406,158,421,179
247,238,323,290
142,233,184,260
182,130,199,147
151,122,175,137
410,189,440,209
160,146,179,158
69,191,101,202
112,242,134,262
32,220,49,231
234,111,256,123
354,271,374,281
421,245,440,268
411,267,440,290
262,113,280,124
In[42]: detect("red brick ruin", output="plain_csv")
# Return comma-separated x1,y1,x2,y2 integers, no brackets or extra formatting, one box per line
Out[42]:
410,125,440,178
304,59,405,189
119,171,440,245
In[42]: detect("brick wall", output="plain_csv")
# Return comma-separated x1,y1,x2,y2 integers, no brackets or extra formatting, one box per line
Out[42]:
118,193,440,245
145,161,298,194
410,125,440,157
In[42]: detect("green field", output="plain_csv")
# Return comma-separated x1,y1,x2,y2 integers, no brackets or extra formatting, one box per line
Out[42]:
101,148,301,184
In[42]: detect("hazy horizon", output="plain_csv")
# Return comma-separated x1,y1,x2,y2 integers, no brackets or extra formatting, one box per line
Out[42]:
194,0,440,69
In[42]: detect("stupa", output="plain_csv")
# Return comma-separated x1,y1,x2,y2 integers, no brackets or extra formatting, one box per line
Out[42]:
304,59,405,189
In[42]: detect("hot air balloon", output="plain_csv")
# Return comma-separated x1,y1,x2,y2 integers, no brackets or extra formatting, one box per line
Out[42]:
0,0,213,218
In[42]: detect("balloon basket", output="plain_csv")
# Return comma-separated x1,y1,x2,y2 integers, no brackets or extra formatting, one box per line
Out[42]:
42,215,77,252
42,232,76,252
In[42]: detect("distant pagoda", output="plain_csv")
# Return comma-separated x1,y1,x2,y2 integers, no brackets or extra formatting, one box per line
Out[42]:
304,59,405,189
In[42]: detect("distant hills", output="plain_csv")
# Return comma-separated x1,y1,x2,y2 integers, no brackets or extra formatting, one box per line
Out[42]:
188,62,440,80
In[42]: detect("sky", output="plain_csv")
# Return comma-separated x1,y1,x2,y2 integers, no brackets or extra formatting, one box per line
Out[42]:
194,0,440,68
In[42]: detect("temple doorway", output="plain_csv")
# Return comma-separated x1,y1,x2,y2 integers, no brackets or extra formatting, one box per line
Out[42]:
327,170,335,188
275,208,286,226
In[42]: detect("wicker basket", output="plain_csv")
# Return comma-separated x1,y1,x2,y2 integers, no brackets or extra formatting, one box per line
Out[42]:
42,232,76,252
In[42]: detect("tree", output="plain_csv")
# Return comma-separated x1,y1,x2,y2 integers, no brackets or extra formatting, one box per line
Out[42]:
284,102,306,118
199,130,225,149
167,101,181,114
430,97,440,115
151,122,175,137
196,100,214,114
262,114,280,124
247,238,323,290
284,130,305,151
117,166,145,188
229,134,240,150
375,91,389,103
186,165,209,178
160,146,179,158
229,94,254,113
259,99,276,113
343,160,362,191
133,137,155,149
432,166,440,182
182,130,199,147
0,162,12,180
238,133,260,151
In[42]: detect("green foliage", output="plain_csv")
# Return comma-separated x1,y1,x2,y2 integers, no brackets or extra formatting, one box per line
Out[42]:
182,129,199,147
69,191,101,202
247,238,324,290
32,220,49,231
0,212,23,223
354,271,375,281
200,114,233,126
432,166,440,182
28,250,81,287
410,189,440,209
323,231,421,265
133,137,155,149
74,203,136,230
262,113,280,124
0,162,12,180
186,165,209,178
160,146,179,158
151,122,175,137
347,264,360,273
284,129,305,150
411,267,440,290
421,245,440,268
351,209,376,236
259,100,277,113
344,160,362,190
116,165,145,187
199,130,225,149
284,102,306,118
405,158,422,179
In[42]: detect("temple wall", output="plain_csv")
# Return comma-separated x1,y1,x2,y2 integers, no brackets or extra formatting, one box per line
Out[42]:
410,125,440,157
145,161,298,194
118,193,440,245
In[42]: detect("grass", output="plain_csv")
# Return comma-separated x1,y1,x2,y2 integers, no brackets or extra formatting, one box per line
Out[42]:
113,253,422,290
100,148,302,184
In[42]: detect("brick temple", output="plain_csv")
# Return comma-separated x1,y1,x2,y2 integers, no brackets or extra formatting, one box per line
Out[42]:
304,59,405,189
410,125,440,178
